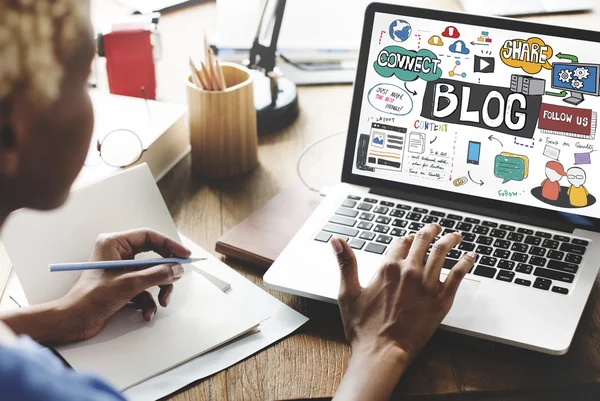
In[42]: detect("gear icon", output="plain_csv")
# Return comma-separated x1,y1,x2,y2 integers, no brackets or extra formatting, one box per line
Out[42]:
571,79,584,89
574,67,590,80
558,69,573,83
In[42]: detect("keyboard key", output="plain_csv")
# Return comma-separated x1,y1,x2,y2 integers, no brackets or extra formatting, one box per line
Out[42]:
374,225,390,234
365,242,386,254
511,243,528,253
554,235,570,242
447,214,463,221
314,231,332,242
376,216,391,225
414,207,428,214
409,222,425,231
376,234,393,244
456,222,473,231
395,204,411,210
329,215,357,227
517,228,534,235
323,224,359,237
552,286,569,295
359,213,375,221
380,201,395,207
572,238,589,246
422,216,439,223
533,278,552,291
507,232,524,242
559,243,587,256
390,228,406,237
347,195,361,200
439,219,456,228
565,253,582,264
515,278,531,287
547,250,564,260
390,209,405,218
490,229,507,239
336,207,359,218
443,258,459,269
498,260,515,270
465,217,480,224
357,203,373,211
529,247,546,257
480,256,497,267
341,199,357,208
476,236,493,245
458,242,475,251
534,267,574,283
496,270,515,282
359,231,376,241
474,265,497,278
493,249,510,259
525,236,541,246
500,224,516,231
482,221,498,228
535,231,552,239
332,235,349,243
529,256,547,267
349,238,366,250
364,198,378,203
357,221,373,230
516,263,533,274
392,219,408,228
542,239,559,249
494,239,510,249
473,226,489,235
462,233,476,242
406,213,422,221
511,252,528,262
547,260,579,274
374,206,390,215
476,245,493,255
442,229,457,236
448,249,462,259
430,211,445,217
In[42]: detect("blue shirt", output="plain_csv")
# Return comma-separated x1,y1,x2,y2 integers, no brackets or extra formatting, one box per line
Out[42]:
0,336,125,401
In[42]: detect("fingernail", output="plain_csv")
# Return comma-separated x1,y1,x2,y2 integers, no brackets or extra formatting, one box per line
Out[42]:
467,252,477,260
171,264,184,279
330,238,343,255
165,291,172,306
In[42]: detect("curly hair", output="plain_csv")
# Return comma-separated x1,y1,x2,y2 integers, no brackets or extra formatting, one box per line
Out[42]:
0,0,90,106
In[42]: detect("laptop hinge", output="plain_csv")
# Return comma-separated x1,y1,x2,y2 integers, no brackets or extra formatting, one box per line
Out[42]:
370,186,576,233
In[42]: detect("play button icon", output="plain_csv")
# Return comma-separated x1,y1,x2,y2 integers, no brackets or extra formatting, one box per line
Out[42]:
474,55,495,73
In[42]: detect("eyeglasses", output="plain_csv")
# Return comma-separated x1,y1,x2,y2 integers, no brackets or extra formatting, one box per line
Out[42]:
84,129,146,168
567,174,585,180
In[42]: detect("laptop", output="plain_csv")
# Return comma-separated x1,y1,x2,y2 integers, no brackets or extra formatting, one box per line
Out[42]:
264,3,600,355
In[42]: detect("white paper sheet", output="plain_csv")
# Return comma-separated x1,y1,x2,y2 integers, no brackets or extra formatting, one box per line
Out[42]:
124,234,309,401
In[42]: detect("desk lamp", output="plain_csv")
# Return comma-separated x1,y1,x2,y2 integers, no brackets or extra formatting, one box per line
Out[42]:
247,0,299,133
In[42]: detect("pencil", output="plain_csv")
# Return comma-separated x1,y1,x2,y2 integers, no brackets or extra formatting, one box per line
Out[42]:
207,47,221,90
215,59,227,90
188,57,203,88
49,257,207,272
200,61,215,91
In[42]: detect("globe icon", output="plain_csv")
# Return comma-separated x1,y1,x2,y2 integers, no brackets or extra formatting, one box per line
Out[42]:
389,19,412,42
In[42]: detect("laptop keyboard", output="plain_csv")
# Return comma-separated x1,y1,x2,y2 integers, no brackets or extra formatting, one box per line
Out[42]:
314,194,591,296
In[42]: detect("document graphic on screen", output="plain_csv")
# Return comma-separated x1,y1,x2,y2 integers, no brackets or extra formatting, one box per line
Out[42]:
353,13,600,218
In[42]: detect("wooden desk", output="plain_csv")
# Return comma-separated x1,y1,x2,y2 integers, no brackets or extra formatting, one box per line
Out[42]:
91,1,600,400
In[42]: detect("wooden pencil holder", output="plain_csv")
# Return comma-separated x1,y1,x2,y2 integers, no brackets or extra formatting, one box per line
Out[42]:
186,62,259,179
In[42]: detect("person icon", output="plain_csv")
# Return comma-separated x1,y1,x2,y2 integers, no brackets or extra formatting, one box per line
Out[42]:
541,161,566,201
567,167,589,207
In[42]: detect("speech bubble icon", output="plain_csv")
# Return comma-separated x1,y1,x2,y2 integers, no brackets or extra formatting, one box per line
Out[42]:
543,144,560,160
367,83,414,116
494,153,529,183
500,37,553,74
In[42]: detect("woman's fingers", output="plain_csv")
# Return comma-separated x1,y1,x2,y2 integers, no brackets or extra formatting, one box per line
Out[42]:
442,252,477,300
423,232,463,285
121,263,184,296
331,237,362,301
385,235,414,263
131,291,157,321
158,284,174,307
108,228,191,258
407,224,442,265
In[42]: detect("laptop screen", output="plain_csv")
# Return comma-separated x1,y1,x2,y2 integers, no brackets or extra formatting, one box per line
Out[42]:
350,9,600,221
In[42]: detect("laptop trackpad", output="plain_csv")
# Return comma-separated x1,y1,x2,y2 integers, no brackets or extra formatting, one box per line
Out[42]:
443,276,480,320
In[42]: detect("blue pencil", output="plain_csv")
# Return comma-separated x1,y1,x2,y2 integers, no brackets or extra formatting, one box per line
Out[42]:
49,257,206,272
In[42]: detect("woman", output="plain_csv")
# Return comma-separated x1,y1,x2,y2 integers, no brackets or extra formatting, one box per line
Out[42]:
0,1,475,400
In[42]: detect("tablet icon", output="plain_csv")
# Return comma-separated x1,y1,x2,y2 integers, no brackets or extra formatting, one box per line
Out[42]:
474,55,495,73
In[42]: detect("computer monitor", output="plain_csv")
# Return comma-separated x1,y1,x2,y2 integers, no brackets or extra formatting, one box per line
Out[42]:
551,62,600,105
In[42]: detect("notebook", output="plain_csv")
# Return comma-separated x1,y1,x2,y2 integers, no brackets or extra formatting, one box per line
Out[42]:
0,164,265,390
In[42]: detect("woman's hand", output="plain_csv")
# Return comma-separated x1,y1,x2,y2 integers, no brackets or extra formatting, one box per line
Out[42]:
332,224,476,401
61,228,192,341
